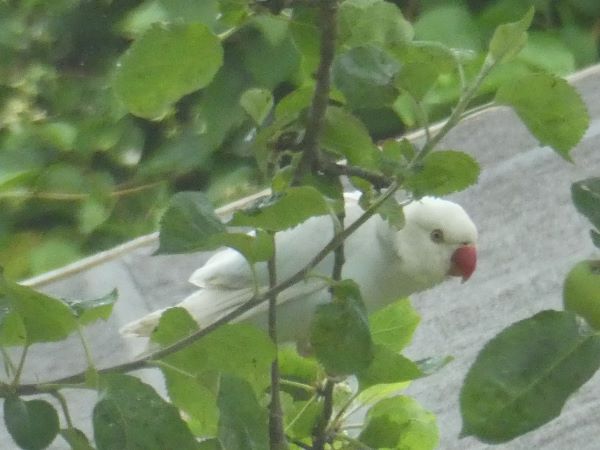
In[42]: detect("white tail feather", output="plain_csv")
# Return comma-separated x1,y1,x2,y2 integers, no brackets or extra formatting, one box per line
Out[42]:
119,287,254,337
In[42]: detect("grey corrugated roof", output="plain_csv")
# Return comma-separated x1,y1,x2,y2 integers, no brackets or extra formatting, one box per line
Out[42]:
5,64,600,449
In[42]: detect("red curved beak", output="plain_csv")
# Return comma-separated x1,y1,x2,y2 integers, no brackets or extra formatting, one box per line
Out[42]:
449,245,477,282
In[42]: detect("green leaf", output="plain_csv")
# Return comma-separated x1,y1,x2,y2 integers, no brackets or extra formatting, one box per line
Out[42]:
571,177,600,231
416,355,454,376
4,397,59,450
217,375,268,450
414,4,482,51
360,396,439,450
217,231,274,263
198,439,222,450
219,0,250,27
495,73,589,158
370,298,420,352
66,289,118,326
488,7,534,63
322,107,381,169
310,281,373,375
115,23,223,119
278,345,321,392
281,394,322,439
152,308,275,392
355,382,410,409
60,427,95,450
338,0,413,48
157,0,220,29
229,186,330,232
333,45,401,109
406,150,480,197
392,42,456,101
460,310,600,443
78,197,113,235
0,272,78,343
157,191,225,254
240,88,273,125
274,86,313,123
93,374,198,450
0,309,26,347
377,196,406,230
518,32,576,75
358,345,423,389
240,16,300,89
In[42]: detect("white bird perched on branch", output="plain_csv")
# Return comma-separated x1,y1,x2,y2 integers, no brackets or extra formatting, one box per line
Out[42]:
121,194,477,343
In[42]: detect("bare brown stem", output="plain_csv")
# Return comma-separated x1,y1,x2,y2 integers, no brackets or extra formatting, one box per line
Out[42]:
293,0,339,184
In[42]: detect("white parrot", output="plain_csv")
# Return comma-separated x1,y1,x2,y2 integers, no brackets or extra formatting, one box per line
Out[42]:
121,194,477,343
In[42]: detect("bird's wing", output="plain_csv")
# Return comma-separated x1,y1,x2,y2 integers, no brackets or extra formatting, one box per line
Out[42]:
120,277,329,337
189,247,255,289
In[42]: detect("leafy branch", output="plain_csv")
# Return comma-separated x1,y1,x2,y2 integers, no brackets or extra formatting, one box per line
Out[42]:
12,181,400,397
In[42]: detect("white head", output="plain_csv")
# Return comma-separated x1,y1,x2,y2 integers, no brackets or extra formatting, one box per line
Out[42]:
392,197,478,289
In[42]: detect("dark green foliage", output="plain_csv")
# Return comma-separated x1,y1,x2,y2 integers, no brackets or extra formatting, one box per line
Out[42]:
461,311,600,443
92,374,199,450
4,397,59,450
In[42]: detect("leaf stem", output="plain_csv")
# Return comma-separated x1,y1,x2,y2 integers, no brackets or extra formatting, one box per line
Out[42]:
76,325,96,370
12,344,29,387
268,233,288,450
50,390,74,429
330,391,360,428
0,346,16,379
279,378,316,393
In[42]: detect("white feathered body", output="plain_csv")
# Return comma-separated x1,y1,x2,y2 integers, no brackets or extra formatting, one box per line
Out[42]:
121,195,477,343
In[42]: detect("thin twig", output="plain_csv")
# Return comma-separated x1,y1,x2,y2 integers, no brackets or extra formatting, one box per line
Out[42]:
321,162,391,190
286,435,312,450
13,181,399,397
0,181,164,202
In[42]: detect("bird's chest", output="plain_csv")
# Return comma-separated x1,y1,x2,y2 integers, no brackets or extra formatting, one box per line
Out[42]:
340,236,413,312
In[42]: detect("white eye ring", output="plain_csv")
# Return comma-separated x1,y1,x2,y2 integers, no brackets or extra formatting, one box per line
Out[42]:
430,229,444,243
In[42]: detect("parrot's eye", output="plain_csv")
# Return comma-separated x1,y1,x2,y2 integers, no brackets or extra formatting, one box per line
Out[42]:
430,229,444,243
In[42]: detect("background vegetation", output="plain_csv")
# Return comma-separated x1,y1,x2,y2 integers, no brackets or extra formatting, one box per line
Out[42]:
1,0,599,279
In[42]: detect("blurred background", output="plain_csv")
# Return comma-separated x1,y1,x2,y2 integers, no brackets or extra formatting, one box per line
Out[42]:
1,0,599,279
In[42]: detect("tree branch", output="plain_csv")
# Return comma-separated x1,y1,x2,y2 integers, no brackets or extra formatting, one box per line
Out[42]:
312,378,336,449
13,182,400,397
293,0,339,184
